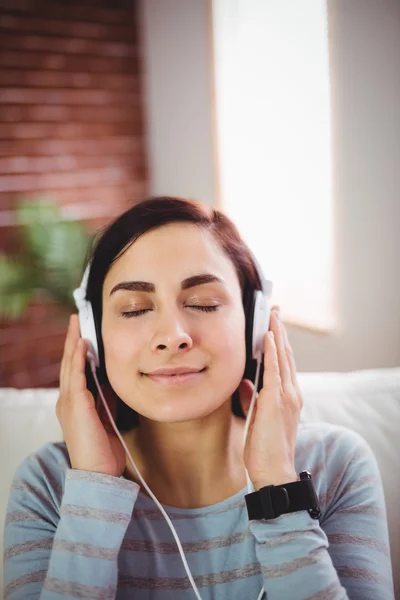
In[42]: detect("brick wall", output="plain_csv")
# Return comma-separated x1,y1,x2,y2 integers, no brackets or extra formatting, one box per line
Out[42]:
0,0,148,387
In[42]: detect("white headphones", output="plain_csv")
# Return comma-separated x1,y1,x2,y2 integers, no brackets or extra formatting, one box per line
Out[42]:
73,264,100,368
72,251,272,600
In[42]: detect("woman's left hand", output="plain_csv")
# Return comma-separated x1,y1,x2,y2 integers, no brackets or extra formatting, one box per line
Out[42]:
238,305,303,490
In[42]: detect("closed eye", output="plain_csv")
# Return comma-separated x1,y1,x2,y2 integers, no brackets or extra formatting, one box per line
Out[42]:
188,305,220,313
121,305,220,318
121,309,149,318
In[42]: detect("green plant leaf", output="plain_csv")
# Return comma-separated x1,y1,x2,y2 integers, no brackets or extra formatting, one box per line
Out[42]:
15,196,59,226
36,221,90,305
15,198,61,264
2,197,92,318
0,254,38,320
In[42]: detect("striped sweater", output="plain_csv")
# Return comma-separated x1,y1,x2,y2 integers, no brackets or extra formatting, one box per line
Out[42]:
3,422,395,600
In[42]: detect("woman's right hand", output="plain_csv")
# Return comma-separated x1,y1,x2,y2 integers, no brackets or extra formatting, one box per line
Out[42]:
56,314,126,478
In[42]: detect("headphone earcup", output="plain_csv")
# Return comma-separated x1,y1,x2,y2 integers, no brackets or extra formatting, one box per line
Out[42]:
244,289,256,363
78,299,100,368
252,290,270,359
243,289,270,394
244,290,270,361
73,287,100,368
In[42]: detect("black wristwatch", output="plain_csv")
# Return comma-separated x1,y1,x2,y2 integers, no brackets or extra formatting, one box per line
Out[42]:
245,471,321,521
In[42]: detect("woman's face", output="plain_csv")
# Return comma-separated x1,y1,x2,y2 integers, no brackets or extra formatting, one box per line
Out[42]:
101,222,246,424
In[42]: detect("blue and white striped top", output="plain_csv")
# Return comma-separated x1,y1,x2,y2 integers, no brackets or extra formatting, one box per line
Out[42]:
3,422,395,599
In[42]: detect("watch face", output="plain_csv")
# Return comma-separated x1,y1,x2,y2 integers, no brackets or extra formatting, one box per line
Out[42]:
309,507,321,519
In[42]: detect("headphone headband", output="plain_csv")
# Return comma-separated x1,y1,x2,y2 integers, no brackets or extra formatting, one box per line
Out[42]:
248,249,273,297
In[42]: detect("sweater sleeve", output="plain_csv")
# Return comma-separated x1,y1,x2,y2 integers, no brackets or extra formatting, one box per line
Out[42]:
248,427,395,600
3,448,139,600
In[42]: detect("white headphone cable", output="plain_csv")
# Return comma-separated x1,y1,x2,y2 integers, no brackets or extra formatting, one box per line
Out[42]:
90,359,265,600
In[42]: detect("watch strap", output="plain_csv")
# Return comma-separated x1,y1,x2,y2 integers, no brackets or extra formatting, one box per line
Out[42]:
245,471,321,520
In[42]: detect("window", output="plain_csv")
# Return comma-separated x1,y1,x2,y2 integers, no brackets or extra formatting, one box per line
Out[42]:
211,0,336,333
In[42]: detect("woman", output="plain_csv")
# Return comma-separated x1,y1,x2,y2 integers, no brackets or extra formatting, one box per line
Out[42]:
3,196,394,599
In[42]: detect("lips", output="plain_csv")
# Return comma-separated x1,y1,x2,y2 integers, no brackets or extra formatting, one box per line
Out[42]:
145,367,204,376
143,367,206,386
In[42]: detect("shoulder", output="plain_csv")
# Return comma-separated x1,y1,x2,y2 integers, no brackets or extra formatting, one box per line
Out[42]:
296,420,374,461
16,440,71,478
8,441,71,517
295,422,384,521
294,427,394,597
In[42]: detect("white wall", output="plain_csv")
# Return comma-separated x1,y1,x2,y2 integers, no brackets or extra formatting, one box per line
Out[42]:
138,0,216,205
139,0,400,372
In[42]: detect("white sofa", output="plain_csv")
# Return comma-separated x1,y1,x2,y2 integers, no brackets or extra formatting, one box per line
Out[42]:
1,368,400,598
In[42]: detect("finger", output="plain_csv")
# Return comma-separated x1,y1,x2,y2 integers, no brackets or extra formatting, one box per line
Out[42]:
60,314,79,393
59,315,71,389
269,308,292,392
263,328,282,393
69,338,94,408
281,321,297,386
64,315,83,400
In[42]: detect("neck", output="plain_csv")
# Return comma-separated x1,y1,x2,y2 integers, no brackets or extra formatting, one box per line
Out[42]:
122,406,247,508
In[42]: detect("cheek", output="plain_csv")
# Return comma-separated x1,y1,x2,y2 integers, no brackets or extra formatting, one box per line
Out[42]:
208,310,247,371
102,322,142,379
102,324,145,403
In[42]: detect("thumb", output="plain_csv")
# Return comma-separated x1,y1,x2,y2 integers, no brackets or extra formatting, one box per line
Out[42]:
238,378,257,419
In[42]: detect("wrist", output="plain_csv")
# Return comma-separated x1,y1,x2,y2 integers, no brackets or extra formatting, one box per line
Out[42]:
253,471,298,491
246,470,321,521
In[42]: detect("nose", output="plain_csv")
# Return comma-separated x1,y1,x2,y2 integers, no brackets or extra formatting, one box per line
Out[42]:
150,309,193,354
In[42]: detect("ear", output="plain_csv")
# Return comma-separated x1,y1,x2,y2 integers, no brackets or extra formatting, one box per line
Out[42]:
238,378,257,419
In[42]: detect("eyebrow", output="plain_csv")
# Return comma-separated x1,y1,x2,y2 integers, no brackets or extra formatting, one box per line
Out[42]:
109,273,225,296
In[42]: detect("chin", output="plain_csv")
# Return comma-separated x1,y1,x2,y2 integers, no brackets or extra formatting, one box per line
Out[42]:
136,389,225,420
